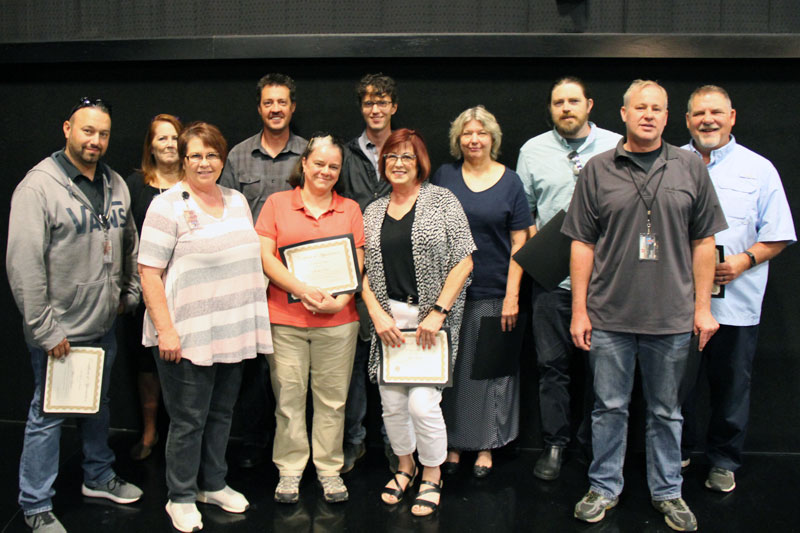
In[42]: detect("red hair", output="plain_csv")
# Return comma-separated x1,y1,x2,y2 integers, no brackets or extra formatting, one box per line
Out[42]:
138,114,183,186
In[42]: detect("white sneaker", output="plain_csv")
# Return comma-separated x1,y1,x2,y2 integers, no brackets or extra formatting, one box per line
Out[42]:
165,500,203,532
197,485,249,513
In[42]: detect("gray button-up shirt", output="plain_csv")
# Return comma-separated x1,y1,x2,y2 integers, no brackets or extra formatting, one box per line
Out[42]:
219,131,307,220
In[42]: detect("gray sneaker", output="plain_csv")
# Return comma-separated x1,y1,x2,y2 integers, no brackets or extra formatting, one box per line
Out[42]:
318,475,349,503
574,490,618,523
24,511,66,533
274,476,301,504
81,476,142,504
341,441,366,474
652,498,698,531
705,466,736,492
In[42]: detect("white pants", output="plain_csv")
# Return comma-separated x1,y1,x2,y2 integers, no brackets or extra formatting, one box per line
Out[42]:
378,300,447,467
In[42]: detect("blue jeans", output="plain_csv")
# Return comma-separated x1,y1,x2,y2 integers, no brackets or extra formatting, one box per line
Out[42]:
19,325,118,515
588,329,691,501
156,353,244,502
681,325,758,471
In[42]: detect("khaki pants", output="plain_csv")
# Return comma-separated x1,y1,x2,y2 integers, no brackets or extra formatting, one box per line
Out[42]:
268,322,358,476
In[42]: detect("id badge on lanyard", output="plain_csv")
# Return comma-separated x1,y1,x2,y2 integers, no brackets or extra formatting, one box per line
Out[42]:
630,165,666,262
639,230,658,261
103,231,113,264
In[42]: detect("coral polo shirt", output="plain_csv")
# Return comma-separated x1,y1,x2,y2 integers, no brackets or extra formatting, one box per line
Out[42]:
255,187,365,328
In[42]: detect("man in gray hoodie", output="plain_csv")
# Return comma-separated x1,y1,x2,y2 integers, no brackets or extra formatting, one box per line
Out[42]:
7,98,142,533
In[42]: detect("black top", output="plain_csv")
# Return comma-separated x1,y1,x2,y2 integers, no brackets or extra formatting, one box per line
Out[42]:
54,149,106,215
337,136,392,212
381,203,418,303
125,172,162,235
625,144,663,174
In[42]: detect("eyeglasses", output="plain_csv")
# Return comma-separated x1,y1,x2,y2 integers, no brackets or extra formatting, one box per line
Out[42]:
383,153,417,164
185,152,221,165
68,97,112,119
567,150,583,176
362,100,393,109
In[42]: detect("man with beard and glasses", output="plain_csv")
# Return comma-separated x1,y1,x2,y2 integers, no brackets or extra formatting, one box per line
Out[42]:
8,98,142,533
220,73,307,469
516,77,620,481
564,79,728,531
680,85,795,493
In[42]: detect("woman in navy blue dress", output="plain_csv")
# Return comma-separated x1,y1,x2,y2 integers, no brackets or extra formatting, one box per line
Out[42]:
432,106,532,477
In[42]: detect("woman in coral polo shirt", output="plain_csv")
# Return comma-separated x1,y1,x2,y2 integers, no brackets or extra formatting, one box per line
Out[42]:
255,134,364,506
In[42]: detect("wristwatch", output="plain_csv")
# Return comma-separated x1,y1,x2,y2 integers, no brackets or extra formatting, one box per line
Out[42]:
744,251,757,268
432,304,450,315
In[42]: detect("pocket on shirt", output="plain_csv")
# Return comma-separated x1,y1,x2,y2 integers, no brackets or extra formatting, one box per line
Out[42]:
238,174,262,205
716,177,757,226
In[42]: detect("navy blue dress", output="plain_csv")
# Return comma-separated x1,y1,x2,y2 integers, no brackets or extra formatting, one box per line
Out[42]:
432,162,532,450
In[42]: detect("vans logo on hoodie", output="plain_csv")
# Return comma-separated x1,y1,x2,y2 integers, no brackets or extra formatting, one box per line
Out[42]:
67,201,128,234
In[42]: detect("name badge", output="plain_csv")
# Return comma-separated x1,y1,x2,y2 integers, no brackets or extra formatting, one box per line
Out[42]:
639,233,658,261
183,210,200,230
103,236,113,264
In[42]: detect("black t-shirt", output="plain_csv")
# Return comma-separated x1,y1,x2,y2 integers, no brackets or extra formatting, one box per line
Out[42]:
381,203,418,303
625,144,663,174
54,150,106,215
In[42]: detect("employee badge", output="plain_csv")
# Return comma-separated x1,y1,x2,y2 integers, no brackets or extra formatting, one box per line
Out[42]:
183,209,200,230
103,235,113,264
639,232,658,261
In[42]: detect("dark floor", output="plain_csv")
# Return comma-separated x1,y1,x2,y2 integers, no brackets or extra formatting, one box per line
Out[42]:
1,424,798,533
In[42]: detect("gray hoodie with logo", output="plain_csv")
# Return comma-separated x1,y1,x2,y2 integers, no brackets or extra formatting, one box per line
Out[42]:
7,154,140,351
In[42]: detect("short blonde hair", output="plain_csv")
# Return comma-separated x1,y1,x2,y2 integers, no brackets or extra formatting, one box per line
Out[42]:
448,105,502,160
623,79,668,109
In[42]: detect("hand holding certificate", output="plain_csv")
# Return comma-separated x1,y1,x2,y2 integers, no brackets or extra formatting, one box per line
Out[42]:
279,234,362,303
380,329,452,386
42,345,105,415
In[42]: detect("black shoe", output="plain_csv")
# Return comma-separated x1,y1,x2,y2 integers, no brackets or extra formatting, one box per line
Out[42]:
472,464,492,478
238,444,264,469
534,445,564,481
442,461,460,475
341,441,366,474
384,443,399,474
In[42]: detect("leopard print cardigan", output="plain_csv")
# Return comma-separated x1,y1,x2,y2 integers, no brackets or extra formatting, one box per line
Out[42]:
363,182,476,383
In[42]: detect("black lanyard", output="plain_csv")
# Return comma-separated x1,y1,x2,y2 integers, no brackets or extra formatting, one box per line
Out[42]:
626,161,666,235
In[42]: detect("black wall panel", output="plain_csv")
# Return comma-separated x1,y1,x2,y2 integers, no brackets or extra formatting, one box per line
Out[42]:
1,56,798,453
4,0,800,42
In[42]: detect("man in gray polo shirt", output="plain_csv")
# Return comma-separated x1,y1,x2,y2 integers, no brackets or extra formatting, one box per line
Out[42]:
220,73,307,469
563,80,727,532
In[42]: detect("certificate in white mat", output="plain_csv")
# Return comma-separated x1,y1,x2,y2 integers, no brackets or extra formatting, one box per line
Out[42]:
279,234,361,303
42,345,105,415
379,329,452,387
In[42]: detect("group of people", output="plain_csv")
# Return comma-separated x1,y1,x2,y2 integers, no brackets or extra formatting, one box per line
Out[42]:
7,72,794,533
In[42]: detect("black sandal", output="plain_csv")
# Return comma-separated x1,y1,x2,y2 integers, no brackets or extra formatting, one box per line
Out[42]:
411,479,443,516
380,467,417,505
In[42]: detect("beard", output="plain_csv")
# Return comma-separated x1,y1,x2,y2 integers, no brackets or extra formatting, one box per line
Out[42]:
694,130,724,150
555,116,588,138
69,143,103,166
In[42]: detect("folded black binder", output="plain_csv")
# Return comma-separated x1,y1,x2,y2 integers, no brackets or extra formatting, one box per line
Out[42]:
513,209,571,291
470,314,527,380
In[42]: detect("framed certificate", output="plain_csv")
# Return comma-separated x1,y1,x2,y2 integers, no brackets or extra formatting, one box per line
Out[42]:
712,245,725,298
379,328,452,387
41,345,105,416
279,233,362,303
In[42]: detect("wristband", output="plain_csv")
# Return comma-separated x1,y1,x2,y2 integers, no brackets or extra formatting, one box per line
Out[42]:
744,251,757,268
432,304,450,315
